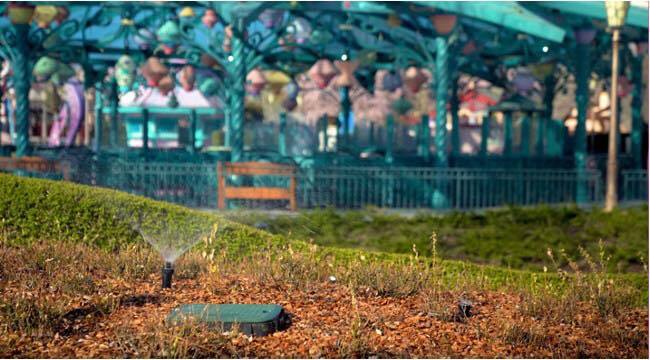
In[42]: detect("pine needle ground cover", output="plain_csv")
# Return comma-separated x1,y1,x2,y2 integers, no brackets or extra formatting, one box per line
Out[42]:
0,174,647,358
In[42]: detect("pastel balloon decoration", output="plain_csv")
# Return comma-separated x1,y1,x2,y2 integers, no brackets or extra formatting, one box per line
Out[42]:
308,59,338,89
202,9,218,28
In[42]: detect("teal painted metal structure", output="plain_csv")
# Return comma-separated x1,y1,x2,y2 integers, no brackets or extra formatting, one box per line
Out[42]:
0,1,646,211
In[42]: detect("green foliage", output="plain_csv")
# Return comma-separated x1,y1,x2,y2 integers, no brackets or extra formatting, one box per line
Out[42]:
0,173,646,304
232,205,648,272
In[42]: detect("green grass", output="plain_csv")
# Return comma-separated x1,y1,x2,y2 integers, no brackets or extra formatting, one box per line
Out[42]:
0,173,647,303
229,206,649,273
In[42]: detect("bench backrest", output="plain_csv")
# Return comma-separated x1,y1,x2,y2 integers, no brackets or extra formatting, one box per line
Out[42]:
217,161,297,210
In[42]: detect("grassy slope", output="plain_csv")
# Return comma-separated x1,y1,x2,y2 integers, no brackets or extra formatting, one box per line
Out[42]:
230,206,649,272
0,173,646,300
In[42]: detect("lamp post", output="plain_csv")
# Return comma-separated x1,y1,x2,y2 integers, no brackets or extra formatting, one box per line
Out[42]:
604,0,630,212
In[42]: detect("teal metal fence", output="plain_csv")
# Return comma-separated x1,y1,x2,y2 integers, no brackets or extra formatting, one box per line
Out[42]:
296,167,604,210
6,158,643,210
622,169,648,202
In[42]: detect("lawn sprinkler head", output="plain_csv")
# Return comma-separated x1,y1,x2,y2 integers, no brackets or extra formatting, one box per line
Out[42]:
162,261,174,289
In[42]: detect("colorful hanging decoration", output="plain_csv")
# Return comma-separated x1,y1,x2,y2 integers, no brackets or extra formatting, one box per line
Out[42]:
334,59,359,87
7,3,35,24
202,9,218,28
308,59,337,89
179,65,196,91
259,9,283,28
286,18,312,44
32,56,75,85
179,6,195,18
115,55,136,93
246,68,267,96
156,20,182,55
403,67,427,93
430,14,457,35
33,5,58,28
140,57,169,87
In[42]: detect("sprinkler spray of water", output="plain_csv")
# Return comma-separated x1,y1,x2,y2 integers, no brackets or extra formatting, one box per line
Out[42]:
125,209,219,289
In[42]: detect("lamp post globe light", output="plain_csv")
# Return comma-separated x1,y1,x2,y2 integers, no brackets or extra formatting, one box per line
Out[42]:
604,0,630,212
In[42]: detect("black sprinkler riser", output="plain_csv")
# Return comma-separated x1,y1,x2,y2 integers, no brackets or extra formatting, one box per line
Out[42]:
162,262,174,288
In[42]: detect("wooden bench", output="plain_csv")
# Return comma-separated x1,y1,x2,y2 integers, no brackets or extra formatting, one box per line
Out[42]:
217,161,297,211
0,156,71,180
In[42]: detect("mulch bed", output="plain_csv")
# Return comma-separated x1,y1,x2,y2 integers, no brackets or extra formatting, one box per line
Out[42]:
2,273,647,358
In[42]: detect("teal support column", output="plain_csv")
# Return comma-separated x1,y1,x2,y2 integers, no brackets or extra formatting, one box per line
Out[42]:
108,77,119,148
385,114,394,164
520,113,530,156
450,76,460,156
228,19,246,162
93,81,103,152
536,114,546,156
575,43,590,204
434,37,449,168
339,85,351,149
503,112,513,156
433,37,450,209
480,113,490,156
418,114,430,160
278,112,287,157
369,122,375,148
189,109,197,153
631,56,643,169
141,109,149,156
12,24,31,157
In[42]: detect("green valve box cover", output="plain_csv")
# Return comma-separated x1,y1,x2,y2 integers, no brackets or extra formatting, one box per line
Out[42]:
166,304,289,336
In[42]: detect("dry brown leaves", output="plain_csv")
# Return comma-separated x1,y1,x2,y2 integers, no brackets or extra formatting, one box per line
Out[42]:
1,270,647,359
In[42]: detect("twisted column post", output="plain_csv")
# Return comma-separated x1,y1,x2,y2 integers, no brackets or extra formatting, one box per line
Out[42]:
228,18,246,162
13,23,31,157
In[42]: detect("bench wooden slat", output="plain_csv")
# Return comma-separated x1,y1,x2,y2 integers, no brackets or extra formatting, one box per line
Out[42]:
224,187,292,200
225,162,295,176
